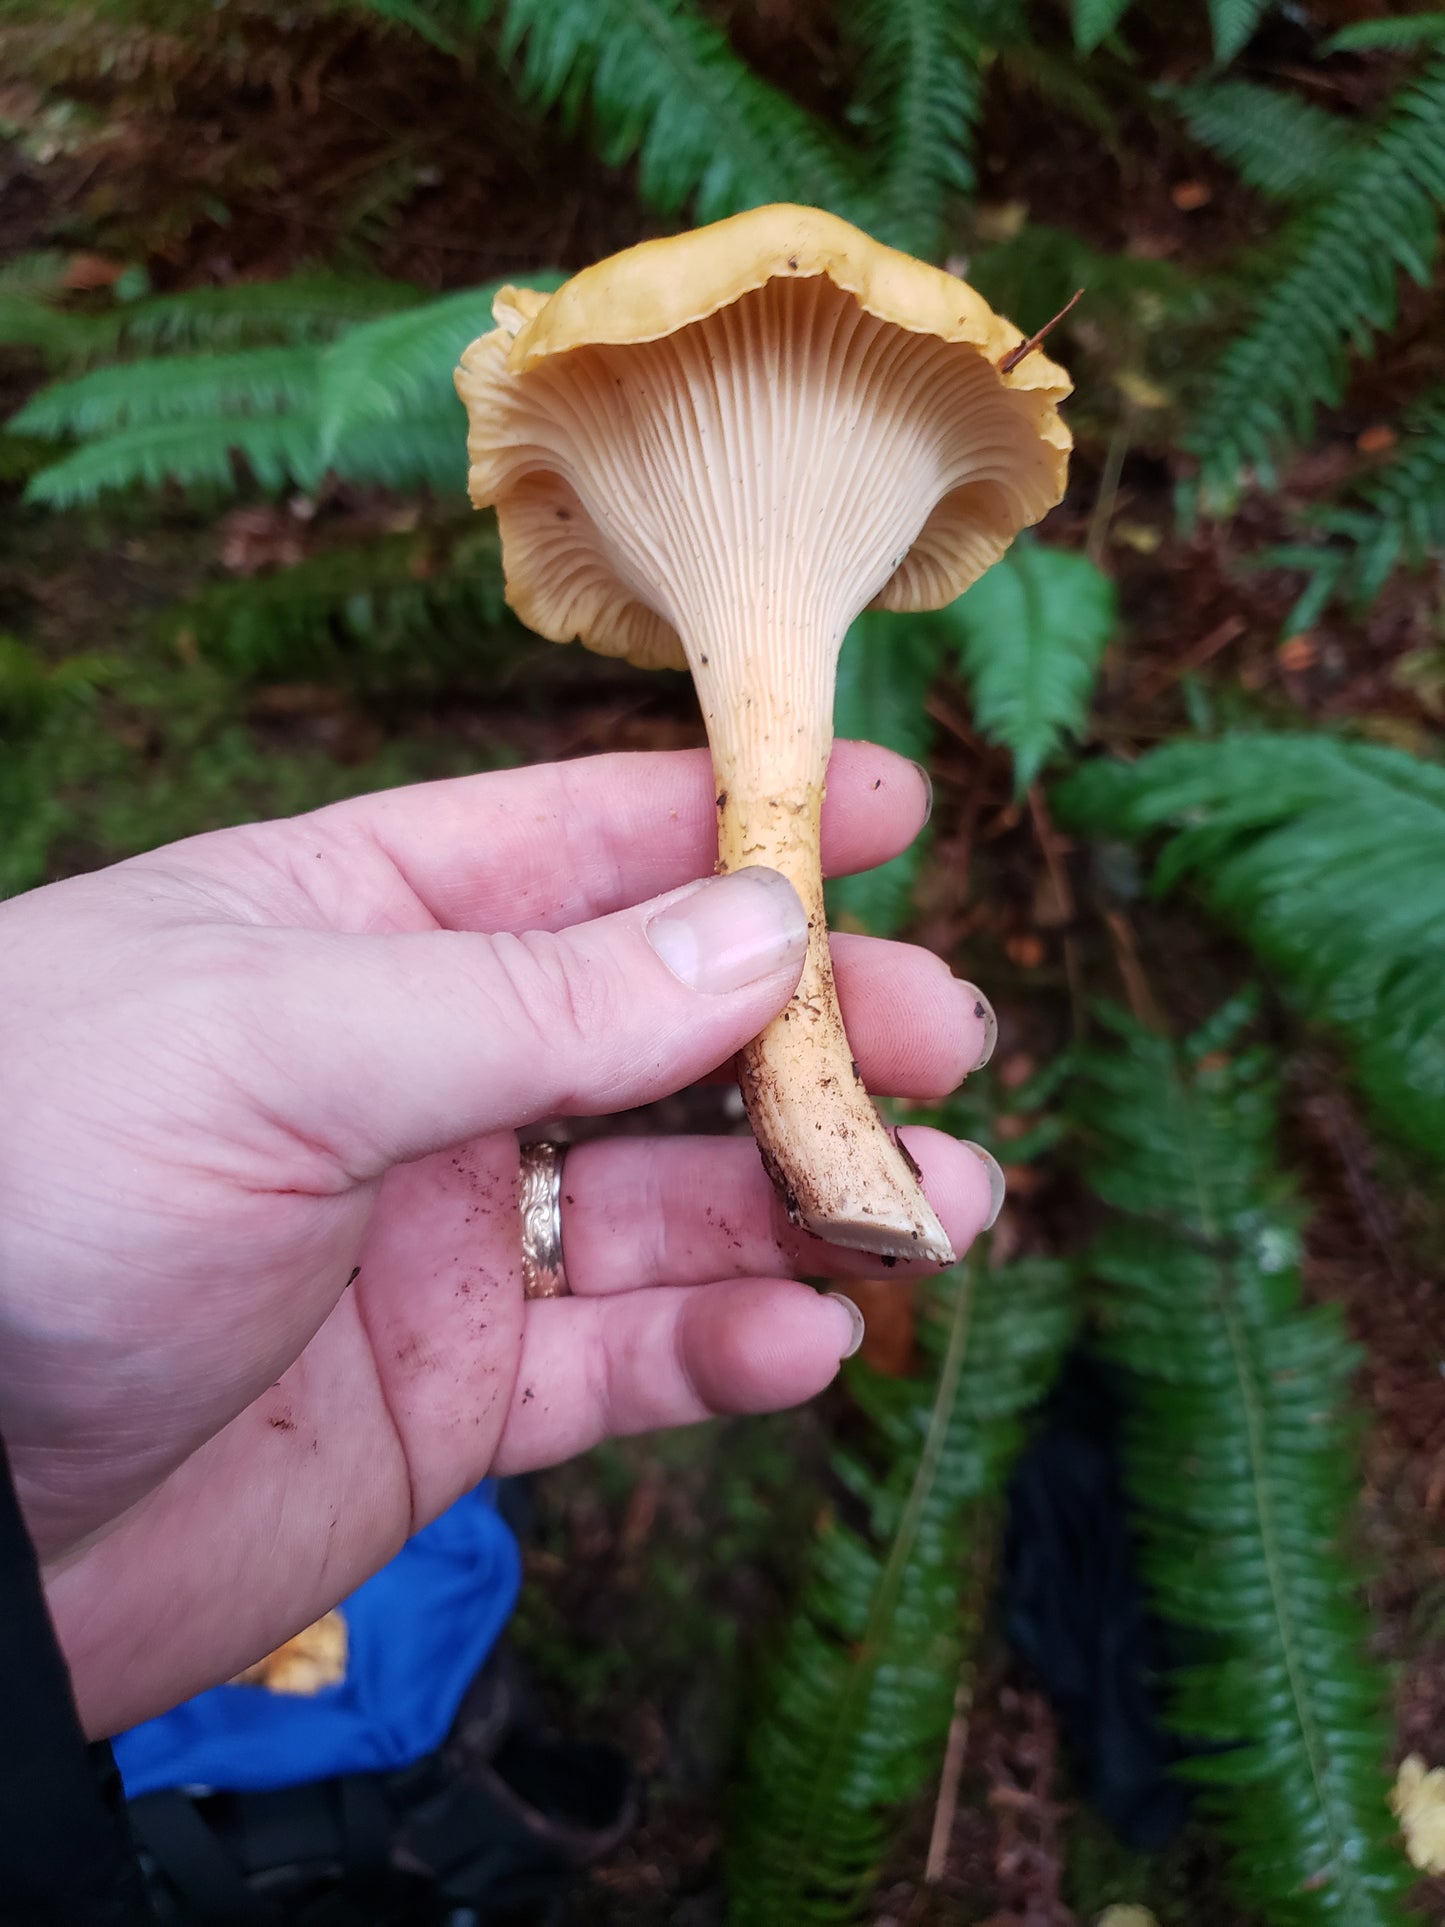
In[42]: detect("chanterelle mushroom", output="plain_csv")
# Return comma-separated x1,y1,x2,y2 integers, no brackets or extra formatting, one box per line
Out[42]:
457,204,1070,1264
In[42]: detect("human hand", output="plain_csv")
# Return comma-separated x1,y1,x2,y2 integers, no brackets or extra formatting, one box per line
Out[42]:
0,744,999,1736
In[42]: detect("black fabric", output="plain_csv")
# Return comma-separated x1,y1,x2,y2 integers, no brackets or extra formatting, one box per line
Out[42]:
130,1795,273,1923
0,1429,154,1924
128,1734,635,1920
1002,1352,1192,1852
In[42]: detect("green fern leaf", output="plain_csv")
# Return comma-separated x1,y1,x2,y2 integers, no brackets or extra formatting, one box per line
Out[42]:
1274,382,1445,620
1058,732,1445,1153
947,540,1115,792
0,252,123,365
0,252,70,300
356,0,487,51
727,1259,1077,1925
16,388,467,503
999,39,1119,142
1074,1008,1410,1924
846,0,984,256
485,0,867,224
1186,53,1445,502
315,274,563,462
116,273,424,351
177,524,513,687
1209,0,1270,63
0,268,416,371
1073,0,1133,53
827,609,940,935
0,296,110,363
328,411,468,493
1171,79,1356,200
23,413,327,505
1345,381,1445,586
11,346,322,439
1323,13,1445,54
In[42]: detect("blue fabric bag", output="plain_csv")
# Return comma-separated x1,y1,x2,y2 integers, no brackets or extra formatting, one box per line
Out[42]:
113,1486,521,1799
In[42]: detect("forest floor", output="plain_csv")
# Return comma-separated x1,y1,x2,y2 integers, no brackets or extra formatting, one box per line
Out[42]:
2,7,1444,1921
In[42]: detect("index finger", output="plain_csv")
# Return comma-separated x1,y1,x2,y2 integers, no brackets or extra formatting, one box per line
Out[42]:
302,741,930,935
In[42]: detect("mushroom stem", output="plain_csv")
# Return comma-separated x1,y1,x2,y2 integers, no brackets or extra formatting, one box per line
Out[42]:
707,714,955,1265
458,219,1072,1265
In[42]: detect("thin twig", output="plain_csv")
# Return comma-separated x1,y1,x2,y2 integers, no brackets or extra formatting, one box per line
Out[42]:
926,686,983,751
1085,405,1133,563
1027,784,1076,926
1131,614,1246,706
998,290,1083,374
1062,931,1088,1044
925,1669,973,1883
924,1521,996,1887
1103,908,1165,1033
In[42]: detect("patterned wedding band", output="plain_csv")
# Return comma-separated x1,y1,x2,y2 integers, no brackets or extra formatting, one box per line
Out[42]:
519,1140,570,1299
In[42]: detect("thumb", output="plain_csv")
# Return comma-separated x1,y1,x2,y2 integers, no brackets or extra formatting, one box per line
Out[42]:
253,866,808,1173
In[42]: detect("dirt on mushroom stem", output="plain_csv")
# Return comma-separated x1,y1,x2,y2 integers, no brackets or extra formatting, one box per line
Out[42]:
715,770,952,1261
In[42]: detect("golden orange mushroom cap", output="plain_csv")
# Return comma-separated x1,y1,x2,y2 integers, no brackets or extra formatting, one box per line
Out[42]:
456,202,1071,674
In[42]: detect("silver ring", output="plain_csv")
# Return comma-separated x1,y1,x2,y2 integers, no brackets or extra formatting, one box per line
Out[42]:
519,1141,569,1299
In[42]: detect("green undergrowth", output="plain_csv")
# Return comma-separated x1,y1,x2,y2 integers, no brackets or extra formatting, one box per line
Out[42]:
1075,1003,1408,1925
727,1256,1079,1924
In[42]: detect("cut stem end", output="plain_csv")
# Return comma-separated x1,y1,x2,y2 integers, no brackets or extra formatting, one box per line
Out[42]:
720,785,955,1267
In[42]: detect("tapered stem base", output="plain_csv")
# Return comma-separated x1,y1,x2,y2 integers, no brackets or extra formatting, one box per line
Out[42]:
719,786,955,1266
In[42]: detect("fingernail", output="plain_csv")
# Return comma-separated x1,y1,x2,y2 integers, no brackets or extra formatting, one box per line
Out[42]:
910,760,934,828
825,1291,866,1360
962,1141,1006,1230
646,867,808,994
956,981,998,1071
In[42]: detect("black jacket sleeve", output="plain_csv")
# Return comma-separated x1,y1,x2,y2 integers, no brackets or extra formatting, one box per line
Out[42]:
0,1430,153,1923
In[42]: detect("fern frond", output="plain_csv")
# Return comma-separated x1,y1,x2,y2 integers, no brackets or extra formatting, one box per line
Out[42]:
1058,732,1445,1153
23,413,326,505
845,0,984,257
1275,382,1445,620
1074,1006,1409,1924
0,254,123,364
1171,79,1356,200
827,543,1112,926
1340,381,1445,591
356,0,488,51
1208,0,1270,64
0,252,70,298
315,274,563,462
1073,0,1132,54
0,297,107,363
838,609,942,769
483,0,867,225
0,633,117,897
0,632,114,733
116,273,424,351
9,265,515,504
999,39,1119,142
1185,53,1445,503
11,346,322,439
1323,13,1445,54
727,1259,1077,1925
177,524,513,687
0,272,423,373
328,411,468,493
828,608,940,935
947,540,1116,792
